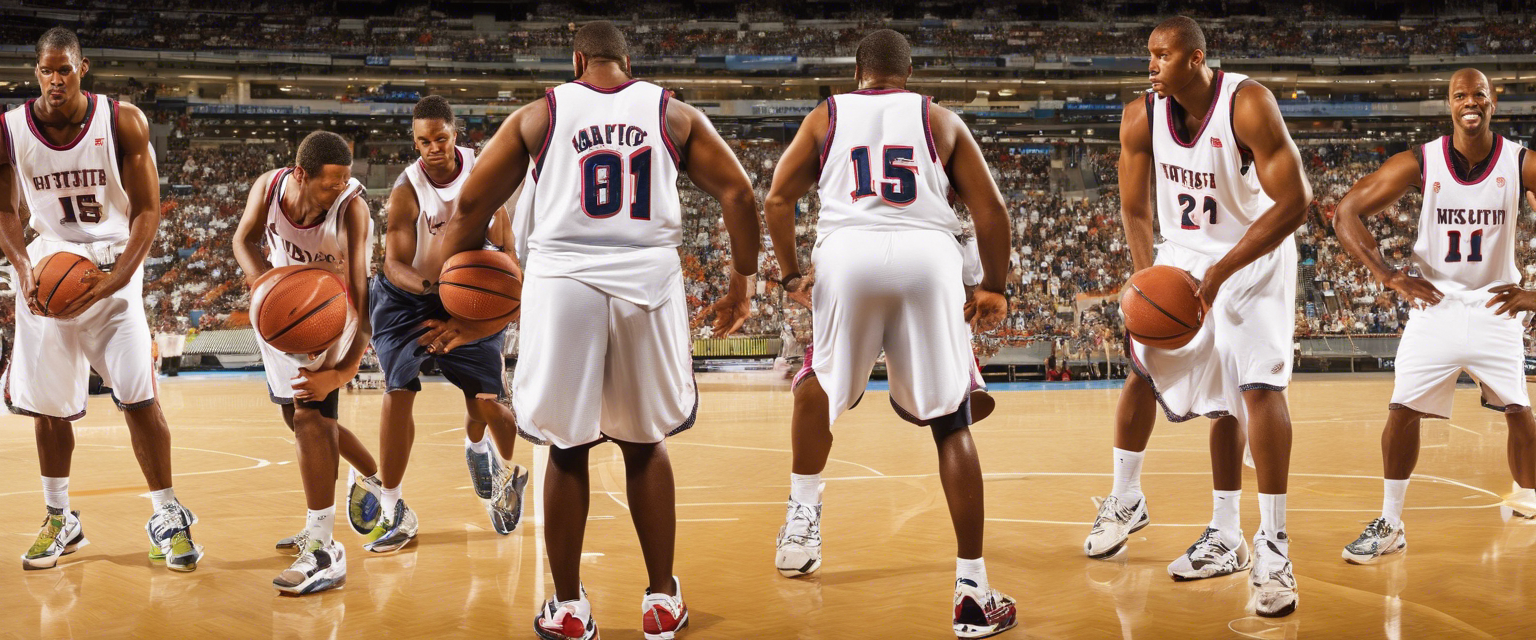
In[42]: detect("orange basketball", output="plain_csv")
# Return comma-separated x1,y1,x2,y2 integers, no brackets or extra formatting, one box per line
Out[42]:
32,252,99,316
253,265,349,355
439,250,522,321
1121,265,1204,349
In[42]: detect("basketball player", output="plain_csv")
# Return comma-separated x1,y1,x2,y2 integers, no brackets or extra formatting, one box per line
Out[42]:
1081,17,1312,617
763,30,1018,638
365,95,527,552
0,28,204,572
232,130,374,594
420,22,760,640
1332,69,1536,562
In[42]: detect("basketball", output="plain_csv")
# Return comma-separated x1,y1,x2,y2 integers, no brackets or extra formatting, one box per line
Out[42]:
1121,266,1204,349
252,265,349,355
439,250,521,321
31,252,99,316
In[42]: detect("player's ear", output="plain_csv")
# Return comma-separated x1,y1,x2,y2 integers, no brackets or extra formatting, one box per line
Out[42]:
79,57,89,76
292,166,307,184
572,51,584,78
623,55,631,76
1189,48,1204,69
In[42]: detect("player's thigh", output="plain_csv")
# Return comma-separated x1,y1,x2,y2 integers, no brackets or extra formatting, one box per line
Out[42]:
79,290,157,407
602,278,696,442
512,273,610,447
9,299,89,418
1463,309,1529,411
1216,243,1296,389
369,276,434,393
810,230,898,414
438,332,509,401
882,236,970,421
1389,308,1465,418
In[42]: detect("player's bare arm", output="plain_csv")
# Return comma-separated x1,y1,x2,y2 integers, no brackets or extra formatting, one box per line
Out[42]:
435,98,547,276
1335,150,1444,307
764,103,827,309
55,102,160,319
294,194,373,399
1118,96,1157,272
1487,152,1536,316
382,179,431,294
0,150,42,316
1199,82,1313,307
490,205,520,267
929,103,1010,331
232,169,280,287
669,98,761,337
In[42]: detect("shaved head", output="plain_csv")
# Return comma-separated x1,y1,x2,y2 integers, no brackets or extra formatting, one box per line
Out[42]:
1450,68,1489,92
1151,16,1206,55
1447,67,1495,135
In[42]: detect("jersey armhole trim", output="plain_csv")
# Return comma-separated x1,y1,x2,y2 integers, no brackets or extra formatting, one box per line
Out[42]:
659,89,683,170
108,97,123,173
818,96,837,172
264,167,289,213
1521,147,1527,196
1143,93,1154,163
1416,144,1426,190
1,111,12,166
921,96,938,163
1229,78,1259,155
532,89,556,181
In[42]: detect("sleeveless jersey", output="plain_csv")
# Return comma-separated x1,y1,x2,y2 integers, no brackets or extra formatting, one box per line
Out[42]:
3,93,133,244
262,167,370,277
1149,71,1278,256
528,79,682,306
816,90,958,238
1412,135,1524,295
399,146,496,272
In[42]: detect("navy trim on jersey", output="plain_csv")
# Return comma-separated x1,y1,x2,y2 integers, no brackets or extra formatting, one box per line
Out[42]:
25,92,96,151
1143,93,1155,163
921,96,938,163
532,89,556,181
573,79,639,94
420,147,463,189
659,90,683,169
1,111,12,165
264,167,290,211
1521,148,1527,196
1419,143,1427,189
107,97,124,174
1444,135,1502,186
818,96,838,172
1165,70,1224,148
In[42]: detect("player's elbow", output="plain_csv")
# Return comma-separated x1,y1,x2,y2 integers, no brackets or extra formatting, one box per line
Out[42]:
721,184,758,220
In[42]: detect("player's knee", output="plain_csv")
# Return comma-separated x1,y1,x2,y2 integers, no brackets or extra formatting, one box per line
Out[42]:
926,401,973,440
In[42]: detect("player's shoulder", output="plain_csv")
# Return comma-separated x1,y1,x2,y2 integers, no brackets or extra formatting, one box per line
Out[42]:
1230,77,1279,111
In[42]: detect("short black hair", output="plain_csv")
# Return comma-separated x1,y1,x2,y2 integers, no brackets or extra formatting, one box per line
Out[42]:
1152,16,1206,54
855,29,911,79
295,130,352,175
413,95,456,127
573,21,628,62
36,27,81,61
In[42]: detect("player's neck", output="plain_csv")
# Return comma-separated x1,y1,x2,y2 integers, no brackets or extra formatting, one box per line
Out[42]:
279,176,324,225
422,154,459,185
1171,67,1218,121
577,62,631,89
857,75,906,92
33,92,89,127
1451,128,1495,165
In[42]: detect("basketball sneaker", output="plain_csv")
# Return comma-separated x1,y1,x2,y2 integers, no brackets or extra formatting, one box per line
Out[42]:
145,500,203,572
364,499,418,553
275,531,309,556
535,589,598,640
466,440,496,500
346,468,383,535
642,576,689,640
1084,494,1149,559
21,507,88,570
952,578,1019,639
1342,517,1407,564
487,462,529,535
1167,527,1250,581
1500,483,1536,518
273,538,346,595
1250,533,1298,617
775,496,823,577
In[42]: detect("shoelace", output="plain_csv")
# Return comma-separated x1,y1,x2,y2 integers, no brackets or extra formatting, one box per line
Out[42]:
1092,497,1137,533
151,504,186,542
1188,528,1233,563
781,503,820,542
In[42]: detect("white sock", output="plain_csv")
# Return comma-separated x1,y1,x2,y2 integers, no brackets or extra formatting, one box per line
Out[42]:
149,487,177,511
42,476,68,512
467,432,490,455
306,506,336,547
1382,479,1409,526
956,556,989,593
1211,489,1242,535
790,473,822,505
1258,493,1287,548
1111,448,1144,500
381,485,402,516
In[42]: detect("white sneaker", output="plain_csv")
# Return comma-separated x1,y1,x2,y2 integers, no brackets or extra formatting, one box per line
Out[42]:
535,589,597,640
1084,494,1149,559
21,508,88,570
641,576,689,640
1501,484,1536,518
775,498,823,577
273,538,346,595
1250,533,1298,617
1342,517,1407,564
1167,527,1250,581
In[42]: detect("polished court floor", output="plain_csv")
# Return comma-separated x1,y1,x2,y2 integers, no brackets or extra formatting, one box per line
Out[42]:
1,371,1534,639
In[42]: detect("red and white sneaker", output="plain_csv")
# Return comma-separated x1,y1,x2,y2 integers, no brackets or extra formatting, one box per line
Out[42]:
641,576,689,640
534,591,597,640
953,578,1018,639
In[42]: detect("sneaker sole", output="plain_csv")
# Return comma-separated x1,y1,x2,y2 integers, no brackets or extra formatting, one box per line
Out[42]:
1085,516,1150,560
776,554,821,577
1342,541,1406,565
1255,596,1298,618
534,620,600,640
275,572,346,596
954,615,1018,639
166,547,204,572
364,536,415,553
21,534,89,570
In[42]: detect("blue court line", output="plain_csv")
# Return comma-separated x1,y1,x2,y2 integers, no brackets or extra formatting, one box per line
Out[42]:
865,379,1124,392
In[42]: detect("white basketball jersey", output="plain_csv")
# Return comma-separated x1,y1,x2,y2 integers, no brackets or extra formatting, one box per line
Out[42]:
1412,135,1524,294
3,93,133,244
401,146,496,271
262,167,370,276
1150,71,1278,256
816,90,958,238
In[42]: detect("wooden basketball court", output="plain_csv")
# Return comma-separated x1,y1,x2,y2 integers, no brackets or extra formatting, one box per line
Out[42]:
1,372,1531,638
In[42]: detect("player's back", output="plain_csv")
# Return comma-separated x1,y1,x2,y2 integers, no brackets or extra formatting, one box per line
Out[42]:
3,93,132,244
816,90,959,238
1412,135,1524,295
1148,70,1276,257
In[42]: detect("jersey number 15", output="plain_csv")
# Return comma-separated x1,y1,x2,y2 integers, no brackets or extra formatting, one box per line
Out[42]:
59,194,102,224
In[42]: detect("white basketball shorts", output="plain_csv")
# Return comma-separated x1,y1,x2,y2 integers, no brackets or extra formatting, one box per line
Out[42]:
512,271,696,449
1389,292,1529,419
811,228,972,426
253,301,358,405
1128,238,1297,426
6,238,155,420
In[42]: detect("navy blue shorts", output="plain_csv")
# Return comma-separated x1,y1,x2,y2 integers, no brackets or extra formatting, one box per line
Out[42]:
369,275,508,399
